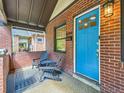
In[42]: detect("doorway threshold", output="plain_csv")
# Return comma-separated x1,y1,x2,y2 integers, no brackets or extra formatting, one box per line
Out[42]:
73,73,100,91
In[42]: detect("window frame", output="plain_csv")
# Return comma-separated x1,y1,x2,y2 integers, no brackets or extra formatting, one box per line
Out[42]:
11,26,46,53
54,23,66,53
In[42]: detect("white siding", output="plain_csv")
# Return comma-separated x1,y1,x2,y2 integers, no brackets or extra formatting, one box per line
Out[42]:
50,0,75,20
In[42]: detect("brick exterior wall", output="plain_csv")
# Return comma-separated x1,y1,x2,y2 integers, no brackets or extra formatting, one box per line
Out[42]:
0,26,13,72
0,0,122,92
0,57,4,93
0,26,12,54
0,26,45,71
0,55,10,93
46,0,99,76
100,0,122,93
46,0,122,93
12,51,41,70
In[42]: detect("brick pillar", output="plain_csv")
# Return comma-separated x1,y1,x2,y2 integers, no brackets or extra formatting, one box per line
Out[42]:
0,57,5,93
0,26,12,54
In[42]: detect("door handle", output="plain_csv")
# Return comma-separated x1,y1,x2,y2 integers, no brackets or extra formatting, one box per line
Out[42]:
96,49,99,57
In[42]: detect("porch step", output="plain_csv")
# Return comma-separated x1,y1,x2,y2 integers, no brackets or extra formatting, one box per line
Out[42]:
15,69,40,92
15,69,61,91
15,76,37,91
7,73,15,93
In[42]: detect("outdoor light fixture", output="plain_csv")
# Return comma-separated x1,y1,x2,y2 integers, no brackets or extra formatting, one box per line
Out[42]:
103,0,114,17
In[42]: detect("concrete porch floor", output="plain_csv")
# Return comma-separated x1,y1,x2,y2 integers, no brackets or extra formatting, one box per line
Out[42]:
7,68,100,93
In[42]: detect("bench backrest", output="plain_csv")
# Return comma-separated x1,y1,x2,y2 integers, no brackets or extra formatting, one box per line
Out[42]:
49,52,65,68
40,51,48,61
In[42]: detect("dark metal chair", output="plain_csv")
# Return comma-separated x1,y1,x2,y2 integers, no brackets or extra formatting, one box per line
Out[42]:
32,51,48,70
39,54,64,82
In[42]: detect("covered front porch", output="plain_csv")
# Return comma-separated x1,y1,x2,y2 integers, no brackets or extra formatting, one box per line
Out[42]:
0,0,123,93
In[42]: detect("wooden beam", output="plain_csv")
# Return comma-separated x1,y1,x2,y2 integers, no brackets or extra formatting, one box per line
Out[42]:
8,20,45,31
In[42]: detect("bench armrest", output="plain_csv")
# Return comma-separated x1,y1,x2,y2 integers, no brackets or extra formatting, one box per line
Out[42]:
33,58,40,61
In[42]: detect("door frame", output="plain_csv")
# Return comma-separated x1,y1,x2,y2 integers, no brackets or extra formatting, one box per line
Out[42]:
73,5,101,83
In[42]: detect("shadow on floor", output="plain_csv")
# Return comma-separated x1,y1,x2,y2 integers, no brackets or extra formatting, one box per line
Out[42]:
7,68,100,93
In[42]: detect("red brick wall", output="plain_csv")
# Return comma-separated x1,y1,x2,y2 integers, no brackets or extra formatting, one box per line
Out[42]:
0,55,10,93
0,26,45,71
0,57,4,93
100,0,122,93
12,51,41,70
0,26,12,54
12,51,65,70
46,0,122,92
0,26,13,71
46,0,99,75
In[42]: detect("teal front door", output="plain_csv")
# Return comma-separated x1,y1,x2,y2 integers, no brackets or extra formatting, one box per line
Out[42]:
75,7,100,82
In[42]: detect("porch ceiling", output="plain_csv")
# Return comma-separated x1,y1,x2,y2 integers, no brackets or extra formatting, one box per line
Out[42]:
3,0,58,31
